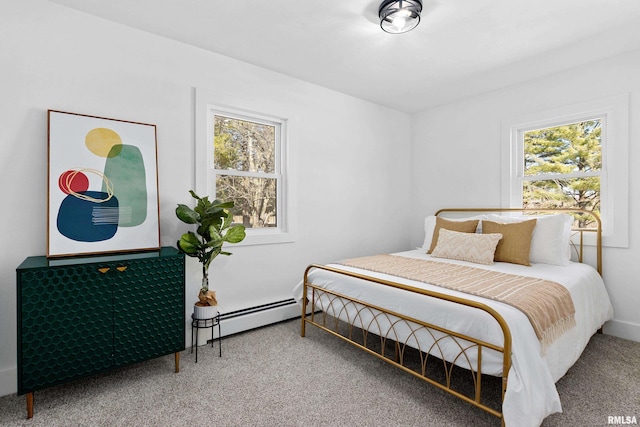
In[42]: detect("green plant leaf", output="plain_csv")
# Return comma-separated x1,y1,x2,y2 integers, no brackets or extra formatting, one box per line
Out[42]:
176,204,199,224
224,225,246,243
206,226,224,248
213,200,235,209
203,247,222,270
177,232,201,255
222,212,233,229
205,205,226,217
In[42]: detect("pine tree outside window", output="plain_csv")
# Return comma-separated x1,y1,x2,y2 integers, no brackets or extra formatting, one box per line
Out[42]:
501,95,629,248
522,120,601,229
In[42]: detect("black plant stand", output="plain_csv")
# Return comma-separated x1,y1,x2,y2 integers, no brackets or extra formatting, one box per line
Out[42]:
190,311,221,362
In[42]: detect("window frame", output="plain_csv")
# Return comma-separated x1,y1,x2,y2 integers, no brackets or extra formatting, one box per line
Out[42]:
501,94,629,248
210,108,283,229
195,88,296,246
519,117,604,222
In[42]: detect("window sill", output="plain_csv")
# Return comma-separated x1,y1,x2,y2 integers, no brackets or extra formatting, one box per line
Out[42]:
234,231,296,247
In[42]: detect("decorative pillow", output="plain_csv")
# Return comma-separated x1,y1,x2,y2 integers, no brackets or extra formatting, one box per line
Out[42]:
485,214,573,266
427,216,481,254
422,215,485,250
482,219,537,266
431,229,503,265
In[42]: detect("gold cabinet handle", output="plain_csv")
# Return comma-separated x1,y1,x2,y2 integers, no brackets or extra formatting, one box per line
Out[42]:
97,267,110,274
116,266,127,272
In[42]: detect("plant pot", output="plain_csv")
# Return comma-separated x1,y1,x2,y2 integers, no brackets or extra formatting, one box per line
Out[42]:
193,304,218,320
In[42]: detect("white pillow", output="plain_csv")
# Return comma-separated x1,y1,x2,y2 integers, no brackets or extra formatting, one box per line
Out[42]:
421,215,484,250
431,229,503,265
484,214,573,266
422,216,437,249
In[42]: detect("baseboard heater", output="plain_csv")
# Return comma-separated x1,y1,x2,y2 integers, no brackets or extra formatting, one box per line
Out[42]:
213,298,301,339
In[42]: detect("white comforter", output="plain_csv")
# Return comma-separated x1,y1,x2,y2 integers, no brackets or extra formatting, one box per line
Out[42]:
293,249,613,427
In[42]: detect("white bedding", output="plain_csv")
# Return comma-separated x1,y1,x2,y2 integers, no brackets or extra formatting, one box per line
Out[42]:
293,249,613,427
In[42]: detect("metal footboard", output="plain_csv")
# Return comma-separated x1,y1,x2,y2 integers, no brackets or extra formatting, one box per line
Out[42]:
299,207,603,424
301,264,512,423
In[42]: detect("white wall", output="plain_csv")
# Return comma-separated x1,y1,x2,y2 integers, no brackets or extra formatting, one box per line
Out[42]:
0,1,412,396
4,0,637,401
410,49,640,343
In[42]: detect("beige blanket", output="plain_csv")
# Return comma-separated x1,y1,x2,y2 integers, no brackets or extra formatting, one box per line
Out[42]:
339,254,576,349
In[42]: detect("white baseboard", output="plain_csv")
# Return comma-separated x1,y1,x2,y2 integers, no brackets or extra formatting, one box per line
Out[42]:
192,299,304,346
0,366,17,397
218,299,303,338
603,319,640,342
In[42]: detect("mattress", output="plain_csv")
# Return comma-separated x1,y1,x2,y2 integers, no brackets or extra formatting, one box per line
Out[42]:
293,249,613,426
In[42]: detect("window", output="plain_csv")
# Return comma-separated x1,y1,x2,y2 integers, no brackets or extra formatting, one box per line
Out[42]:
212,112,281,230
521,119,602,229
502,95,629,248
195,88,295,246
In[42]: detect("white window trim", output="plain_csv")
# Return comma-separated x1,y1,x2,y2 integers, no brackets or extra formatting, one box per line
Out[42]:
195,87,297,246
501,94,629,248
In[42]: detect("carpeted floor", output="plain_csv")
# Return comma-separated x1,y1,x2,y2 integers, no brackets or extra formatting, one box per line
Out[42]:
0,319,638,426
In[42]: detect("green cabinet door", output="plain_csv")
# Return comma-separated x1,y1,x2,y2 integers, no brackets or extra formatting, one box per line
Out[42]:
17,263,114,393
112,253,185,366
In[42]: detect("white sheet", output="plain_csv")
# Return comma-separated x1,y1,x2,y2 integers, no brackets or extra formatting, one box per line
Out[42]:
293,249,613,427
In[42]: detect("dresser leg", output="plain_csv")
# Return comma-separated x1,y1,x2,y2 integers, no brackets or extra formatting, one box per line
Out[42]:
175,352,180,373
26,392,33,419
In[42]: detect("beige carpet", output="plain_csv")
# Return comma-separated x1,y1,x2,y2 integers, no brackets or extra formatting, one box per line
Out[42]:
0,319,638,426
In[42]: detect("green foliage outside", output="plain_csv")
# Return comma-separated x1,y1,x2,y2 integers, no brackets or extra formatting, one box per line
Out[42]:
523,120,601,228
213,115,277,228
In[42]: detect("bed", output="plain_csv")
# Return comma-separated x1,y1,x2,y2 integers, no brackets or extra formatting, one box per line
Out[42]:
294,208,613,427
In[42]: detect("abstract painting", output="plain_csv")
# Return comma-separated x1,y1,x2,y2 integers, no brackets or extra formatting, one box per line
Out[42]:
47,110,160,257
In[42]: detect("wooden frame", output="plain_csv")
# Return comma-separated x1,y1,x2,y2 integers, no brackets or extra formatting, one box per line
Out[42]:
300,208,603,425
47,110,160,257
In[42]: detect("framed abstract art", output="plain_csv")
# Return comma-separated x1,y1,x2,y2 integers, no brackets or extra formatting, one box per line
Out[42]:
47,110,160,257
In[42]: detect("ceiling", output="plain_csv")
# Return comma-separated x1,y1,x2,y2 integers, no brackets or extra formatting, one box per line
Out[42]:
51,0,640,113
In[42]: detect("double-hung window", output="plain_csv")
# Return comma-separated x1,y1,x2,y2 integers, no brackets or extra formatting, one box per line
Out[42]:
502,95,629,248
212,111,282,230
520,119,602,228
195,90,294,246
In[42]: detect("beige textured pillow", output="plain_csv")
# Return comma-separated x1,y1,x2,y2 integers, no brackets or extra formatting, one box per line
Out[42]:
427,217,480,254
431,229,503,265
482,219,537,266
422,215,485,250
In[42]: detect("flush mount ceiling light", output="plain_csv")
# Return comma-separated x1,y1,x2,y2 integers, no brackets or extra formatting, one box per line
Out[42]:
379,0,423,34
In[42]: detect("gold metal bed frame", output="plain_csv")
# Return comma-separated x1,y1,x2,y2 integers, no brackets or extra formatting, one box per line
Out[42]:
300,208,602,425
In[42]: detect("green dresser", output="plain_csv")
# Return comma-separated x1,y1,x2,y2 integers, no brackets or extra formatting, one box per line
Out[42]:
16,247,185,418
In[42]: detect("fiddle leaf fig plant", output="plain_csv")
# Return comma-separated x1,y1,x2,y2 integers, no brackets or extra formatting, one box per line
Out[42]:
176,190,246,306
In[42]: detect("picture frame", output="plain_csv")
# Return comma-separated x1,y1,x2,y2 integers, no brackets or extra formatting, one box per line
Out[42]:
47,110,160,257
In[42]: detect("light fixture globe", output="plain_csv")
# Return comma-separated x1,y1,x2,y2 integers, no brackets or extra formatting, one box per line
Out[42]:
379,0,423,34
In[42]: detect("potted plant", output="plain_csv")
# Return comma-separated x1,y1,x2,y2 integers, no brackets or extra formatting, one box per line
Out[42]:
176,190,246,319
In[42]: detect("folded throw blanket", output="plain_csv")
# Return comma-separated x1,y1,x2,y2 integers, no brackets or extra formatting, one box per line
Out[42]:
339,254,576,350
